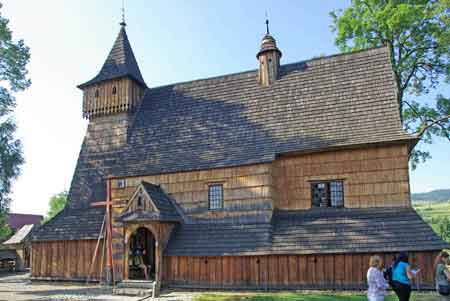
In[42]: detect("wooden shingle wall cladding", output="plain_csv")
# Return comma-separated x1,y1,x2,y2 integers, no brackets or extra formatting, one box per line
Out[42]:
84,112,131,152
111,164,274,222
82,77,145,119
273,144,411,210
31,240,105,280
162,251,437,289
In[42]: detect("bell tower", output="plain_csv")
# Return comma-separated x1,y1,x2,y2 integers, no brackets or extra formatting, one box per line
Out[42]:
257,19,282,87
78,21,146,119
77,20,146,151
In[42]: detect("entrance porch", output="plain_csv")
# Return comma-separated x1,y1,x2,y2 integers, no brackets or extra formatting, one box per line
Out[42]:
116,181,182,295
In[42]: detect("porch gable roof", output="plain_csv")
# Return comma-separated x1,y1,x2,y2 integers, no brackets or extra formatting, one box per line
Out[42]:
117,181,182,223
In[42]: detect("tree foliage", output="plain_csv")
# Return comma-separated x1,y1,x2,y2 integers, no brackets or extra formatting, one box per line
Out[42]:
430,216,450,242
43,191,68,223
0,3,30,216
0,212,11,241
330,0,450,168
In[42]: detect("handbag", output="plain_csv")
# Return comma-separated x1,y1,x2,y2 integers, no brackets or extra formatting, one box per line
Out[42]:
438,284,450,296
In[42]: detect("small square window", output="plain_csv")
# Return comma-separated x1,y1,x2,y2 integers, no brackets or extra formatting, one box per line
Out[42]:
208,184,223,210
117,179,126,189
311,180,344,208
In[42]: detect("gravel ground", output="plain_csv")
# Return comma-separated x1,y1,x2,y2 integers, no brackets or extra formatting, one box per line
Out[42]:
0,272,194,301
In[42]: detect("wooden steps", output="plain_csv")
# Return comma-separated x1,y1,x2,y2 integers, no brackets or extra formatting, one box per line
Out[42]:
113,280,155,297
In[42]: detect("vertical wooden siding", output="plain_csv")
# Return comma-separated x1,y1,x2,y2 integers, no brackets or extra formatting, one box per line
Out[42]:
163,251,437,289
31,240,106,280
273,144,411,210
82,77,145,119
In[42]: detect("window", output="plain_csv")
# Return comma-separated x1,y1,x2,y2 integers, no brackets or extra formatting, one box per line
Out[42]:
311,180,344,208
268,57,274,81
117,179,126,189
112,86,117,95
95,90,99,98
208,184,223,210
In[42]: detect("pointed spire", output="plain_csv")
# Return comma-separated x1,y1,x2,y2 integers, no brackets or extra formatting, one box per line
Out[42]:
78,23,146,89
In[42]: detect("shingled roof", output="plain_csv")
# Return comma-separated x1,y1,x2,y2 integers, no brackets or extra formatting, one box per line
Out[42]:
117,182,182,222
67,46,416,210
122,46,414,176
78,26,146,89
3,224,35,245
30,207,105,242
165,207,450,256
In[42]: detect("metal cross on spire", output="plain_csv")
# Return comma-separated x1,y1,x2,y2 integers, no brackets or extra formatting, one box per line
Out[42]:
120,0,127,27
265,11,270,34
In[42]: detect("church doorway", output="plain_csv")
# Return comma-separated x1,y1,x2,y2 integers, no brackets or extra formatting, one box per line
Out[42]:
128,227,155,280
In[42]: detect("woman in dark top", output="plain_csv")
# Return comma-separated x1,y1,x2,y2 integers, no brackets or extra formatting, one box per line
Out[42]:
392,252,415,301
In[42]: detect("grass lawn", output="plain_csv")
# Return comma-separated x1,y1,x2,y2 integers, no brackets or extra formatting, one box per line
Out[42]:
194,291,444,301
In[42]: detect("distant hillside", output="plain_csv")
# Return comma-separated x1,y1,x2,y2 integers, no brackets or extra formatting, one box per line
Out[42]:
412,189,450,202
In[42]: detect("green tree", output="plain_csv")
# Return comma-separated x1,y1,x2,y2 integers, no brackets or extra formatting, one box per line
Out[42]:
437,216,450,242
43,191,68,223
330,0,450,168
0,212,11,242
0,3,31,229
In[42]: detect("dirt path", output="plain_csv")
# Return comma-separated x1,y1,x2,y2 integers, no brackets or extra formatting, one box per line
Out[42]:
0,272,192,301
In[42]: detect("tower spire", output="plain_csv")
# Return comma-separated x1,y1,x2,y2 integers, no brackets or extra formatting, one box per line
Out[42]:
120,0,126,27
265,11,270,34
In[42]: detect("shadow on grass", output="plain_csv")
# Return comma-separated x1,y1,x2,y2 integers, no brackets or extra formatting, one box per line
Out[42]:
194,292,443,301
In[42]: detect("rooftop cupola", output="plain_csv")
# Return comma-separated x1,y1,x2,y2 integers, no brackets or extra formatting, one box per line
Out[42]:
78,21,146,119
257,19,282,87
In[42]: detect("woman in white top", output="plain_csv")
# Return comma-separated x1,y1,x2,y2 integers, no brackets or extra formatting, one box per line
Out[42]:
367,255,389,301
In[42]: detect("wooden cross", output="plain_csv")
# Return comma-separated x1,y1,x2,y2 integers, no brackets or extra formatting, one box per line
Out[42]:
90,179,114,283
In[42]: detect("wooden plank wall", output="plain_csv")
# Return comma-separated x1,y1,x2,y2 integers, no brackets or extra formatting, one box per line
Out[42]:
111,163,274,222
82,77,144,119
273,144,411,210
31,240,106,281
162,251,437,289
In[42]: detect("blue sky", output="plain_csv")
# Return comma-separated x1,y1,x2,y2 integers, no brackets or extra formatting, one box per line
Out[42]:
2,0,449,215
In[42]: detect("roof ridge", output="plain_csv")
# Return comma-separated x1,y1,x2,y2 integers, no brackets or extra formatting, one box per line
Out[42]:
145,45,388,91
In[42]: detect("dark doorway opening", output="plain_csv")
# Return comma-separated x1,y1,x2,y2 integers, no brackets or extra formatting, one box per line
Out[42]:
129,227,155,280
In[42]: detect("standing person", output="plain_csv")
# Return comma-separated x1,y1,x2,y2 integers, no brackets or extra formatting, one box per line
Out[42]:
434,251,450,298
135,241,149,280
367,255,389,301
392,252,415,301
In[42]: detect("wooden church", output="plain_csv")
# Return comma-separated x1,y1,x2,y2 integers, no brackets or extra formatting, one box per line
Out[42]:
31,18,449,293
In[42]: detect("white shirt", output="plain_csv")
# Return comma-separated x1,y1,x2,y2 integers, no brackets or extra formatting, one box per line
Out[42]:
367,267,389,298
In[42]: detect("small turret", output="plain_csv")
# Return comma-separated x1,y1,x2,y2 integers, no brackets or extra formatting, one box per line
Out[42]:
257,19,282,87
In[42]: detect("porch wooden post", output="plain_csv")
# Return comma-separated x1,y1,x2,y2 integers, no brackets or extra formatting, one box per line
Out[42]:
154,240,162,297
123,229,129,280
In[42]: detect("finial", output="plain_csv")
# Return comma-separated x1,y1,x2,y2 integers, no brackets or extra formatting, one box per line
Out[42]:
265,11,270,34
120,0,126,27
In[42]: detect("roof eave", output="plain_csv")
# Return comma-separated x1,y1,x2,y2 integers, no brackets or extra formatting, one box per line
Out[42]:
275,137,419,159
77,74,147,90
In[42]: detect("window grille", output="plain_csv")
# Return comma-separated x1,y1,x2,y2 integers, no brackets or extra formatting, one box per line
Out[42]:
208,184,223,210
311,180,344,208
117,179,126,189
